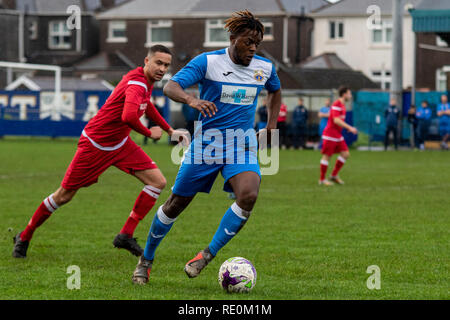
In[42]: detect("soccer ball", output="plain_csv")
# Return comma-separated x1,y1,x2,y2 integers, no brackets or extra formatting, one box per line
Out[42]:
218,257,257,293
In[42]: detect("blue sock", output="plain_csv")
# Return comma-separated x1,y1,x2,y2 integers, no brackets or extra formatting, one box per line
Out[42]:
143,206,176,261
208,202,250,256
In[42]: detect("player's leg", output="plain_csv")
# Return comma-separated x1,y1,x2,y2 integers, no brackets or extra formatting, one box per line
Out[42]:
184,171,260,279
13,187,77,258
113,168,166,256
330,147,350,185
132,156,219,284
132,193,195,284
319,141,333,185
112,141,164,256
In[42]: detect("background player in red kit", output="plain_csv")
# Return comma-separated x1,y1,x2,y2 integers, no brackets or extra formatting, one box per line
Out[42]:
13,45,184,258
319,87,358,186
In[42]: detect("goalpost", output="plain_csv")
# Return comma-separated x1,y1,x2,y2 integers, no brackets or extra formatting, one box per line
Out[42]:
0,61,62,112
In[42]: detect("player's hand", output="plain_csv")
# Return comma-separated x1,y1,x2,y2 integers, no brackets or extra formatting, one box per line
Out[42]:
349,126,358,135
168,128,190,146
150,126,163,140
187,97,218,118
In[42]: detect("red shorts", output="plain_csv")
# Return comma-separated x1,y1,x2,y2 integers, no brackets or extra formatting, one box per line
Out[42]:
61,136,157,190
321,138,348,156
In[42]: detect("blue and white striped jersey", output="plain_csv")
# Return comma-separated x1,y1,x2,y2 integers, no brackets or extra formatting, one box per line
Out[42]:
171,48,281,133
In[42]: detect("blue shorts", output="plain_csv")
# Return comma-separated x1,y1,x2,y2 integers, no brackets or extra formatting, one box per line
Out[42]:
439,122,450,136
172,151,261,197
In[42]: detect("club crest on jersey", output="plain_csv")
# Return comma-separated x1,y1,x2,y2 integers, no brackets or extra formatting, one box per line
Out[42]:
139,103,147,110
253,70,264,82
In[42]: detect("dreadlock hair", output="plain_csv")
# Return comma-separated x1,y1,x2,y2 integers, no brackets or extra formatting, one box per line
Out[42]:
224,10,264,37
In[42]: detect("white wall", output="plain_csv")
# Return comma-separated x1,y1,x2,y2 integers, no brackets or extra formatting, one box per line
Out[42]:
313,15,414,89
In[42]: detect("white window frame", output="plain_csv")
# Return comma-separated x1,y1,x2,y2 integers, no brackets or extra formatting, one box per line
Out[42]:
107,20,127,43
436,66,450,91
371,69,391,90
436,35,448,47
371,20,392,45
261,19,274,41
48,21,71,49
29,20,38,40
145,20,173,48
204,19,230,47
329,20,344,40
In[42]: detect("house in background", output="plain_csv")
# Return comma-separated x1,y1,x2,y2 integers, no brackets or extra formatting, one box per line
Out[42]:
311,0,421,90
0,0,126,87
89,0,329,88
410,0,450,91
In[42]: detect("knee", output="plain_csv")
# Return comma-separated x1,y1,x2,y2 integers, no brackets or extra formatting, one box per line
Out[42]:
151,177,167,191
53,190,75,206
236,189,258,210
162,195,191,219
341,151,350,160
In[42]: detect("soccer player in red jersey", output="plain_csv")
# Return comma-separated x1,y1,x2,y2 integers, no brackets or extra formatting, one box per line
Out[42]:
12,45,185,258
319,86,358,186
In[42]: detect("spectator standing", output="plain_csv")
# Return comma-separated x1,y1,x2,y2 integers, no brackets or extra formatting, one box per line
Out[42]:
182,92,200,138
437,94,450,150
415,101,432,150
318,98,331,149
256,98,268,131
384,97,400,150
408,104,418,148
277,102,288,148
292,98,309,149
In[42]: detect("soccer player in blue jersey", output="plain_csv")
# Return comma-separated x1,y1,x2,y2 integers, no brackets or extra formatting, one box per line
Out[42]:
132,10,282,284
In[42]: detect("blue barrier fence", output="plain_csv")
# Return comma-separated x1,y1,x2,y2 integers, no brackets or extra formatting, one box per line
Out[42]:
0,89,169,137
353,90,450,141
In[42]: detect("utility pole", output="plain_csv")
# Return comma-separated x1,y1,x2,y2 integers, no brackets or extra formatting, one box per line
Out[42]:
391,0,404,143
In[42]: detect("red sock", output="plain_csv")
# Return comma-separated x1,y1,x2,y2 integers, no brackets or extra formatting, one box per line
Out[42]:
120,185,161,236
331,156,346,177
21,194,59,241
320,159,329,181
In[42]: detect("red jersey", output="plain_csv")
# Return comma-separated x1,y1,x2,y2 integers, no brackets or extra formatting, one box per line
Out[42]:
277,104,287,122
83,67,170,148
322,99,346,141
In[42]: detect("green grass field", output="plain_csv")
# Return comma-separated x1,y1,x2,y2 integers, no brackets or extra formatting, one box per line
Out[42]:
0,135,449,300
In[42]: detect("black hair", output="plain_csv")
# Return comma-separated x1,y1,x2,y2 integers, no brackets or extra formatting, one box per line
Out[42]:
148,44,172,56
224,10,264,37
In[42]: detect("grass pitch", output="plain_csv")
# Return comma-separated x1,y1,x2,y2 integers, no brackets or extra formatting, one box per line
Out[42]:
0,135,448,299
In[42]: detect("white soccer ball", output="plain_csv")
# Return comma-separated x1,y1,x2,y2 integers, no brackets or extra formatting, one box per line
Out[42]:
218,257,257,293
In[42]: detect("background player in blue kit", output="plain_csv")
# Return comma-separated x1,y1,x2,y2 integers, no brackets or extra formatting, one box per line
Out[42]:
132,10,282,284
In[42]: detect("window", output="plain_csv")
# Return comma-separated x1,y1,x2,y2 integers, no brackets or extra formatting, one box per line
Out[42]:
29,20,38,40
107,20,127,43
436,35,448,47
261,19,274,41
48,21,71,49
371,70,391,90
436,66,450,91
329,20,344,40
372,20,392,44
204,19,229,47
146,20,173,47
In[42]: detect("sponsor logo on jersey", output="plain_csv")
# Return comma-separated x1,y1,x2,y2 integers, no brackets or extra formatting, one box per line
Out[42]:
254,69,264,82
220,85,257,105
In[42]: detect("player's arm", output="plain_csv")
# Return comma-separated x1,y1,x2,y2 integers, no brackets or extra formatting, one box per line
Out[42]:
122,85,161,140
265,89,281,131
163,80,217,118
333,116,358,134
318,110,329,118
